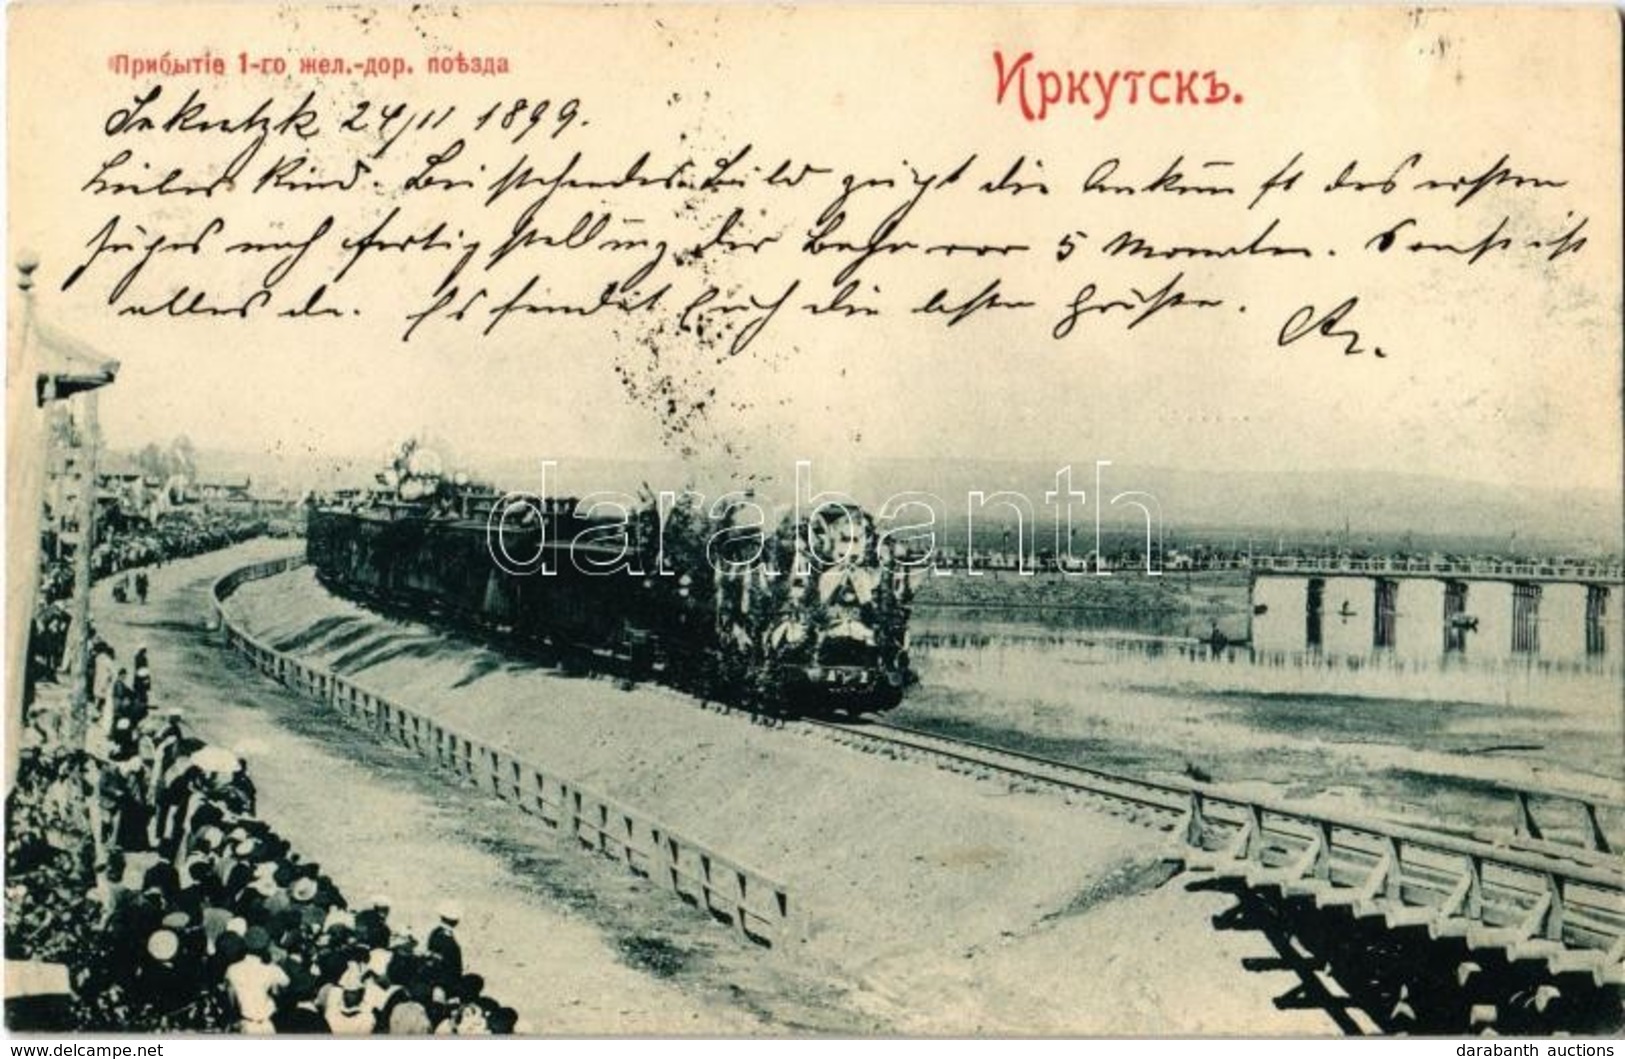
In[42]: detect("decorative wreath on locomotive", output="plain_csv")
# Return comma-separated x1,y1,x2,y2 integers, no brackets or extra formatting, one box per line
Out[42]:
305,442,913,715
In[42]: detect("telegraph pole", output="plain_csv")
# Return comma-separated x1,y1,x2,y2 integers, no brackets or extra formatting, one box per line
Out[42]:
69,393,99,747
8,256,41,791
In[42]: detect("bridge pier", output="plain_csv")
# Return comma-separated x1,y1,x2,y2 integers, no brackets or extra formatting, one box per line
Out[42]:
1305,577,1325,649
1584,584,1609,655
1372,578,1398,650
1443,580,1469,653
1250,565,1621,658
1510,582,1541,654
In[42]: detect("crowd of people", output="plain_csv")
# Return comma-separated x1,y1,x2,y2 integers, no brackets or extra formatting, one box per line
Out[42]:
38,507,280,607
10,501,520,1033
29,508,280,695
7,633,520,1033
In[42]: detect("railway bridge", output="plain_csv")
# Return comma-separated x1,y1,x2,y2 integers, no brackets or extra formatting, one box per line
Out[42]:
1247,557,1623,656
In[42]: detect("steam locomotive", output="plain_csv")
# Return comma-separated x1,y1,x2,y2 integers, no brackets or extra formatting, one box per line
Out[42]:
304,447,913,715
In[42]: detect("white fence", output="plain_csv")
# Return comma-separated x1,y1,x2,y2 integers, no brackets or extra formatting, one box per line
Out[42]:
211,557,800,949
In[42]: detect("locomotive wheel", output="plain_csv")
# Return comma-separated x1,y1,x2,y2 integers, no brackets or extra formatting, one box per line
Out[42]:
870,685,904,711
557,644,592,676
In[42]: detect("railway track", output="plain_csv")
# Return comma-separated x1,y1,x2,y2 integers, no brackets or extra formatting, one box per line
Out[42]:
793,715,1625,990
797,716,1193,829
800,717,1619,865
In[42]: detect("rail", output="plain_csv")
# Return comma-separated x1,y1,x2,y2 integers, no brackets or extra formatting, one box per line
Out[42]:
803,718,1190,820
210,556,799,950
842,720,1619,861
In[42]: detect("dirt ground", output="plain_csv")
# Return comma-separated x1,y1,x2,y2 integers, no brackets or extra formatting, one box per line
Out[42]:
214,550,1354,1034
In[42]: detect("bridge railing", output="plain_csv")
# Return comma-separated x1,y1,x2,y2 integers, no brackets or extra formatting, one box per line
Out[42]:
1245,556,1624,582
1183,785,1625,978
1502,787,1621,859
211,557,801,950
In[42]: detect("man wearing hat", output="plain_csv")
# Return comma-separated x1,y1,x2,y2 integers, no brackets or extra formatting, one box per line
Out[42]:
110,669,136,749
91,642,115,718
43,602,69,678
133,646,152,707
132,928,199,1010
425,902,463,987
355,895,391,948
290,875,330,933
105,752,151,851
323,965,375,1034
152,708,185,776
215,757,256,816
99,853,137,926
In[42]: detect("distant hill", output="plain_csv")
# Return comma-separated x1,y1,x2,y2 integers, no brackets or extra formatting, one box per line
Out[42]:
155,449,1622,556
845,460,1623,555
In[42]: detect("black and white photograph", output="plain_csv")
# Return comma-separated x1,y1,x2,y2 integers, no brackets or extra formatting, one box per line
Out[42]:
4,2,1622,1041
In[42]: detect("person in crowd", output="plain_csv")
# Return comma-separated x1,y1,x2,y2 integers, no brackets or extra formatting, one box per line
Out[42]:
426,903,464,986
146,708,185,801
133,648,152,709
46,604,71,675
271,968,329,1034
362,948,405,1029
91,643,116,720
109,669,140,755
104,752,152,852
322,966,374,1034
354,894,393,948
153,755,200,860
219,759,257,817
446,997,490,1035
30,610,55,685
387,1000,432,1034
224,928,289,1034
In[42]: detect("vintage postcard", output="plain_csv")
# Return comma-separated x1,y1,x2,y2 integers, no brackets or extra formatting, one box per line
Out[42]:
4,2,1622,1038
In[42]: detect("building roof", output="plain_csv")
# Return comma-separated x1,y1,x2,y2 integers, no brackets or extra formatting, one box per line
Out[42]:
33,319,119,403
